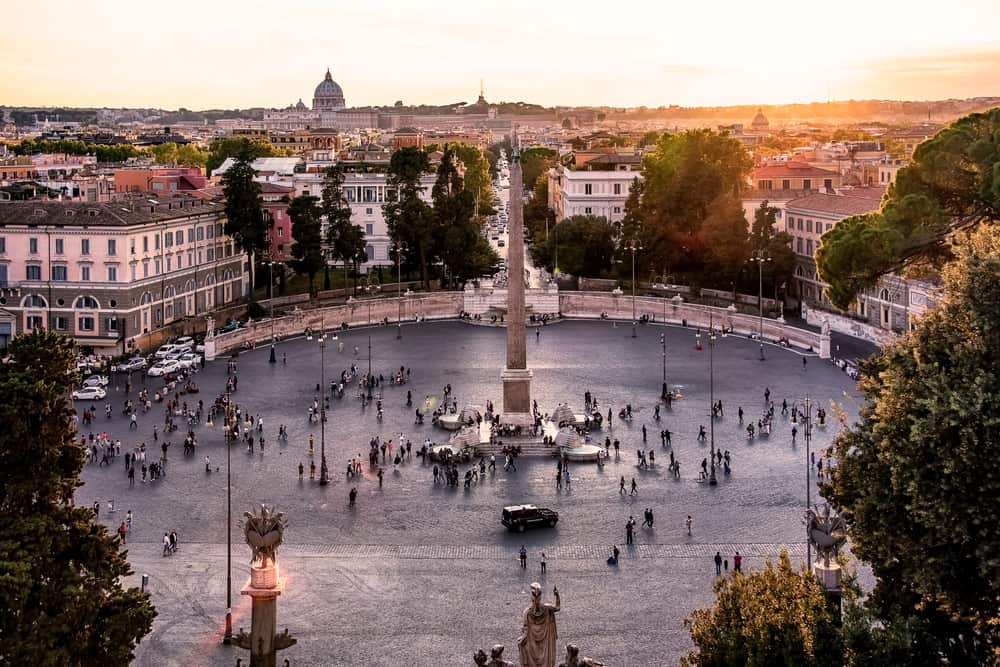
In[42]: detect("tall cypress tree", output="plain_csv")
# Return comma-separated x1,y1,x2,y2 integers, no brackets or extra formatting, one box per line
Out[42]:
0,330,155,665
221,143,269,296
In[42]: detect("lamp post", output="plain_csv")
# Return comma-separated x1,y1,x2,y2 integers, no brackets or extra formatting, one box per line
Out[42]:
660,332,667,399
307,322,330,485
367,335,373,400
750,249,772,361
695,314,720,485
801,396,813,569
627,240,642,338
395,242,406,340
222,383,233,644
265,257,277,363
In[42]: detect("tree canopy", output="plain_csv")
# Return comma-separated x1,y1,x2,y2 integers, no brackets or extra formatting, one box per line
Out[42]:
9,138,144,163
384,147,436,288
0,330,155,665
529,215,616,277
682,551,842,667
321,166,367,285
816,108,1000,309
519,146,557,189
433,148,498,285
149,142,208,168
287,194,325,296
749,201,797,299
821,225,1000,664
450,143,495,216
206,136,281,175
221,146,267,291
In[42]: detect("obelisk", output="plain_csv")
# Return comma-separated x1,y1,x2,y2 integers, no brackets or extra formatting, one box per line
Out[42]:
501,144,534,426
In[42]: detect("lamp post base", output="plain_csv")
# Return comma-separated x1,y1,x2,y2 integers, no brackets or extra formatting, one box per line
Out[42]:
758,343,765,361
269,345,276,364
223,610,233,644
631,322,637,338
319,458,329,485
709,474,718,486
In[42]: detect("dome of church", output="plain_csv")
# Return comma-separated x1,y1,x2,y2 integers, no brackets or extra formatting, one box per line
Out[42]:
312,69,346,111
751,108,769,130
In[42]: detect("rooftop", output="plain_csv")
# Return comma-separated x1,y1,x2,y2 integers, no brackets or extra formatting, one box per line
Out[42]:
752,161,839,179
786,192,881,218
0,194,222,227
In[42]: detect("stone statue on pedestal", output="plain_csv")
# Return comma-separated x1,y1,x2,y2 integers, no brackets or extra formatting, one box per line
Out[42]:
474,645,514,667
518,583,560,667
807,503,847,567
560,644,604,667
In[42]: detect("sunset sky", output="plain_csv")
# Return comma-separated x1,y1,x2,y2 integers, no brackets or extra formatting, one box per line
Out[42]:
3,0,999,109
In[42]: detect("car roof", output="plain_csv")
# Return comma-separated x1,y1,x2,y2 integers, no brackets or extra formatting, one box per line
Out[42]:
503,504,537,512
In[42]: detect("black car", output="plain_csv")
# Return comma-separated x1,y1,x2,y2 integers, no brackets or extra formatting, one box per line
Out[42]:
502,504,559,532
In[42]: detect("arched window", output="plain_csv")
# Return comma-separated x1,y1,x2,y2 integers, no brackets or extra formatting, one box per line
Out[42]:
223,269,234,281
163,286,176,300
21,294,47,308
140,291,154,305
73,295,100,309
205,274,216,286
183,279,196,294
879,288,890,302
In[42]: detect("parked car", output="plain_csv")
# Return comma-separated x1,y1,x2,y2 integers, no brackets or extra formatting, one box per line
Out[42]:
154,344,180,359
174,336,194,349
82,374,109,388
501,505,559,532
113,357,147,373
72,386,107,401
147,359,181,377
177,352,202,369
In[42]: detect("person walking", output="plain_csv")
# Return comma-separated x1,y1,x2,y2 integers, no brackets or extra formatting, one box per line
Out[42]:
348,487,357,507
619,476,626,494
686,515,693,536
519,545,527,569
629,477,638,495
540,551,547,574
625,518,635,545
733,551,743,573
117,521,127,545
714,551,723,575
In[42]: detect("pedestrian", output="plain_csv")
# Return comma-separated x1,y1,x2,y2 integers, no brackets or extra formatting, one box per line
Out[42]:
117,521,127,544
298,462,304,478
619,476,626,494
734,551,743,573
642,424,647,442
378,468,384,487
348,487,357,507
714,551,722,575
162,532,170,556
204,455,210,473
540,551,547,573
519,545,527,569
803,356,808,370
738,406,744,423
625,518,634,545
630,477,637,495
791,425,798,444
686,515,693,536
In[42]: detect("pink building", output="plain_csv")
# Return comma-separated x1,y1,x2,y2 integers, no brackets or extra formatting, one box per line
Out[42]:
114,167,208,195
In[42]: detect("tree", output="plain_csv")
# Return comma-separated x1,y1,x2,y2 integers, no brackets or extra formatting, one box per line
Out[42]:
821,225,1000,664
700,195,751,288
529,215,615,277
150,142,208,168
433,148,498,285
0,330,155,665
451,143,495,216
681,551,842,667
523,172,553,241
384,147,437,288
321,166,367,291
519,146,557,189
816,108,1000,309
749,201,796,298
221,146,268,295
206,136,279,175
287,195,325,296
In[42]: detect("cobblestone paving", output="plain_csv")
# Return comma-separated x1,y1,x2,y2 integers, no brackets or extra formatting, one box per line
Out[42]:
75,320,861,666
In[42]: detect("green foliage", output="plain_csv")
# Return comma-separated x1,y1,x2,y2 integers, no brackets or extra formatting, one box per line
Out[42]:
519,146,557,189
433,148,499,285
633,129,753,284
530,215,616,277
523,173,553,240
321,166,367,279
385,147,436,288
149,142,208,168
450,143,495,216
11,138,143,163
221,146,268,269
287,195,325,296
817,107,1000,309
700,195,752,286
206,136,279,175
682,551,842,667
0,330,155,665
822,226,1000,663
750,201,797,296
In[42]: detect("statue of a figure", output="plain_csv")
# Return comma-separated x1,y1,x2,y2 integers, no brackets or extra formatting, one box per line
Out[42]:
475,645,514,667
242,504,287,567
821,318,831,336
518,583,560,667
205,316,215,340
560,644,604,667
807,503,847,567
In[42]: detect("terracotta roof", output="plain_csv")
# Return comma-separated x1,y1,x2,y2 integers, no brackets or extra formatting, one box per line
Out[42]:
752,161,839,179
0,194,222,227
743,188,813,201
258,182,294,194
786,193,881,218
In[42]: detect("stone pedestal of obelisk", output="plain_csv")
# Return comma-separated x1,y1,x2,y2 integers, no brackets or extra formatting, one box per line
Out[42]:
501,145,534,427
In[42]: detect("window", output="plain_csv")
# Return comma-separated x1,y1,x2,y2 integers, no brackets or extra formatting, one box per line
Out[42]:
177,254,183,269
806,220,813,233
0,237,5,253
54,238,64,254
823,179,833,189
613,207,622,214
215,223,223,237
276,227,283,237
803,179,812,190
825,223,832,232
75,296,98,308
206,248,215,261
107,239,116,256
105,317,119,332
107,266,117,282
130,239,136,254
206,225,215,239
787,220,794,231
796,238,804,254
79,238,90,255
54,316,68,330
166,256,172,271
806,239,813,255
188,251,193,266
154,259,161,275
196,227,204,241
175,231,183,245
165,233,173,248
155,234,161,250
366,207,373,215
143,236,149,252
584,183,593,195
757,180,773,190
51,266,67,281
797,218,803,231
365,224,373,235
26,265,41,280
613,183,622,195
188,228,195,243
584,207,592,215
78,317,95,332
782,179,790,189
80,265,91,281
365,245,374,260
27,315,44,330
29,238,38,254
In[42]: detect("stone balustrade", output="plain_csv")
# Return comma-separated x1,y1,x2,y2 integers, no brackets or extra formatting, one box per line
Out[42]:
205,290,828,360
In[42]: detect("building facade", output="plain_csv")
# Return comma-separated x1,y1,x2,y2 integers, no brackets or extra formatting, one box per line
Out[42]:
547,153,642,224
751,161,841,192
0,196,244,350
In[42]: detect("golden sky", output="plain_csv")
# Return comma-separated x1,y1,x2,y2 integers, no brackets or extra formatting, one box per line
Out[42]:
3,0,999,109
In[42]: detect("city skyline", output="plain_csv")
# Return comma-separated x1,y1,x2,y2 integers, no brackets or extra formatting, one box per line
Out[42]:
3,0,1000,110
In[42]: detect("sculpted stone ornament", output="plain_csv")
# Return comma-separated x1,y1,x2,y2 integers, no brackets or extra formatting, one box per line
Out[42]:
519,583,560,667
243,504,287,567
475,645,515,667
560,644,605,667
807,503,847,567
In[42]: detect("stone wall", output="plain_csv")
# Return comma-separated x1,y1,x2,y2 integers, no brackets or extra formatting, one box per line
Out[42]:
803,302,894,347
463,282,559,317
